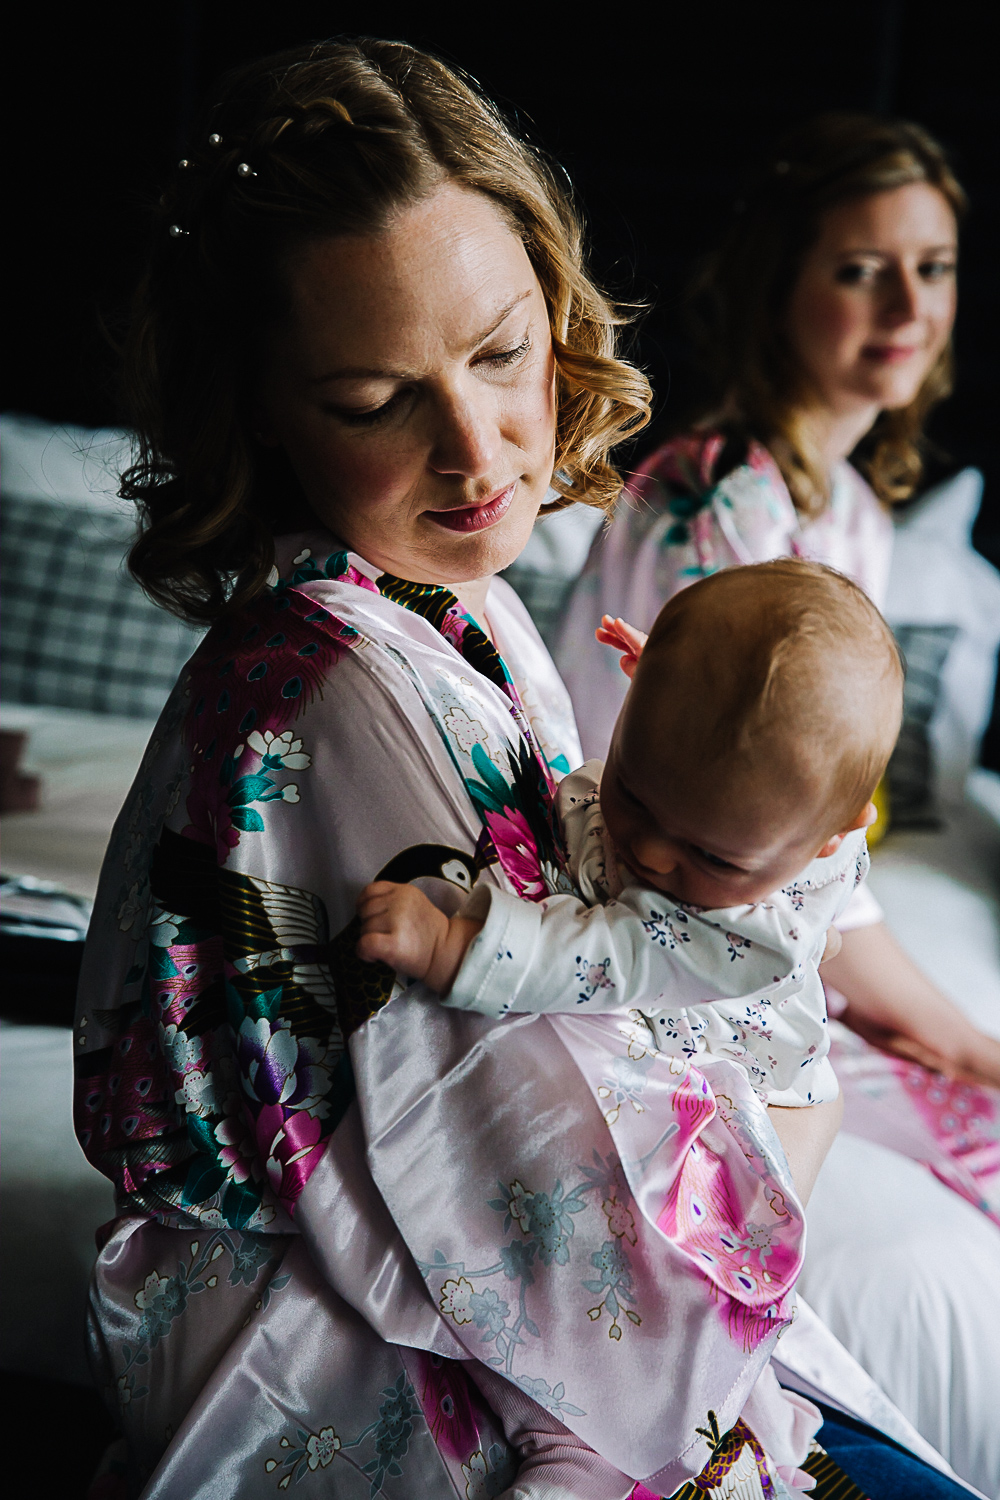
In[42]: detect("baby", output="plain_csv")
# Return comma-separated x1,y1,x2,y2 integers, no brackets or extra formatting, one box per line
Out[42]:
357,559,904,1109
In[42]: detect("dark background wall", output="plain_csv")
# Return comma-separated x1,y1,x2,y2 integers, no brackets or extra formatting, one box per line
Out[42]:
4,0,998,749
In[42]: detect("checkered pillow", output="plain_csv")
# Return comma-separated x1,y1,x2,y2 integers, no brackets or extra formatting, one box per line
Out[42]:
1,495,202,719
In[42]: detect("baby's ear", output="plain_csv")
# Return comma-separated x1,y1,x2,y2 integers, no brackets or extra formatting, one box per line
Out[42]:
815,802,878,859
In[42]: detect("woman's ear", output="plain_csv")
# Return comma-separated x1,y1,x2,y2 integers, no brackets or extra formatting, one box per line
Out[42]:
814,801,877,859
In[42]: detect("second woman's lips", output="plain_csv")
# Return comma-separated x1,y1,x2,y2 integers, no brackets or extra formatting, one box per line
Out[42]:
862,344,920,364
428,484,516,533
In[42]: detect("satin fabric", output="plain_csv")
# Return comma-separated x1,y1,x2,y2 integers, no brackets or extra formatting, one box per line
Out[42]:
90,1215,512,1499
74,525,927,1497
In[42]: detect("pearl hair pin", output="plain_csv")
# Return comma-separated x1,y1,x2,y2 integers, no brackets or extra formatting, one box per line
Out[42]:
178,159,190,169
237,162,257,178
209,133,222,146
169,224,189,238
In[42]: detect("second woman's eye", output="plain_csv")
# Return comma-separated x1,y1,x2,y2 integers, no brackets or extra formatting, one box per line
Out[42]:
834,262,876,286
918,257,956,281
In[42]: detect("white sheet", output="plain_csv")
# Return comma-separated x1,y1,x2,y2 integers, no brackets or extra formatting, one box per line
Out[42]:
800,770,1000,1498
0,1021,116,1384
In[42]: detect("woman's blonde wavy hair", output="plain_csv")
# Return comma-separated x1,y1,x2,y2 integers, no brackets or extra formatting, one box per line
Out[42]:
685,113,966,516
122,37,651,623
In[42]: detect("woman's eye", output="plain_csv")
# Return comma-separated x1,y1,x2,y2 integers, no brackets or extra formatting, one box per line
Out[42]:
328,389,411,427
919,258,956,281
834,262,875,286
480,335,531,369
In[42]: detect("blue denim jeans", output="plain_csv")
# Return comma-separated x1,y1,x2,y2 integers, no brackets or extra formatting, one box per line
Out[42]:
813,1401,972,1499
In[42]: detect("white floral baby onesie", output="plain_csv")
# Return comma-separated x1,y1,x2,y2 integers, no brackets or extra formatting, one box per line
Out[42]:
447,762,870,1104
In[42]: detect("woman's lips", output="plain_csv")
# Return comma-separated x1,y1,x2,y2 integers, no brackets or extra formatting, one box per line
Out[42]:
426,484,515,534
862,344,921,365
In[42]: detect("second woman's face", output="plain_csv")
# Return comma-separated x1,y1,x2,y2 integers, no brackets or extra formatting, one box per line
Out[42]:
785,182,958,415
257,181,556,587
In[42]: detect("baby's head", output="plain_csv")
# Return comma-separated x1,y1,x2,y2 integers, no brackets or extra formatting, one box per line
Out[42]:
600,559,903,907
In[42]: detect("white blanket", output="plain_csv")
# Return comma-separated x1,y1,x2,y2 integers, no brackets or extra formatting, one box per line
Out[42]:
799,770,1000,1499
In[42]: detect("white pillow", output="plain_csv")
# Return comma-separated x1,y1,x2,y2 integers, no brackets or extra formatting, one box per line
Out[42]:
884,468,1000,807
1,411,136,514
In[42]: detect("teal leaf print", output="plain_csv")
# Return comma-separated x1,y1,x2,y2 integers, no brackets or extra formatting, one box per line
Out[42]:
229,773,275,807
244,984,284,1024
231,806,266,833
466,742,512,814
182,1155,228,1205
222,1180,263,1229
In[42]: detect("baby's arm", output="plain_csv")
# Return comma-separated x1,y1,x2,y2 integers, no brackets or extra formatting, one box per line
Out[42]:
767,1094,844,1204
357,877,803,1017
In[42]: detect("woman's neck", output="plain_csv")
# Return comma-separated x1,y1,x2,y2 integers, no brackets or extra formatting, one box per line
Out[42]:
798,399,881,479
452,577,494,638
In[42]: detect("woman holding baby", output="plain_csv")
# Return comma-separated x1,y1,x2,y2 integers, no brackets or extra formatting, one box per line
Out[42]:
75,40,972,1500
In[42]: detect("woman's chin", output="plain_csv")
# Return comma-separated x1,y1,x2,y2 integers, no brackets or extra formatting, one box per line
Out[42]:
849,363,935,412
428,501,542,582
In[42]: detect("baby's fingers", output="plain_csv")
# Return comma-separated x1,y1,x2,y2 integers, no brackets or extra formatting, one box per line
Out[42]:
595,615,648,678
357,879,401,906
355,929,399,966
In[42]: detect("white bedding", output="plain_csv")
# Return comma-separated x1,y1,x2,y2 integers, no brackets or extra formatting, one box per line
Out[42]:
0,706,147,1384
800,770,1000,1498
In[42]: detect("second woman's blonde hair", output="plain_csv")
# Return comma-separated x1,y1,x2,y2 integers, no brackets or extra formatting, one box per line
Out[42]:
686,113,965,515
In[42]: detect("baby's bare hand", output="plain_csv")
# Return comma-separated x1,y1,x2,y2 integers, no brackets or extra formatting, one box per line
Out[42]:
595,615,648,680
355,880,446,980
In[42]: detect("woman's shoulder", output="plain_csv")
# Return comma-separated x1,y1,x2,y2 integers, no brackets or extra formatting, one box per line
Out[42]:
607,429,796,569
627,429,788,507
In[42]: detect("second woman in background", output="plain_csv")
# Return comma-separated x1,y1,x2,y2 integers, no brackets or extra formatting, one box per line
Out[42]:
556,114,1000,1496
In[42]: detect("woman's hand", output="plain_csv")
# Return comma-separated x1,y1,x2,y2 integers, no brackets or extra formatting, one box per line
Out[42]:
356,881,483,997
595,615,648,679
822,921,1000,1090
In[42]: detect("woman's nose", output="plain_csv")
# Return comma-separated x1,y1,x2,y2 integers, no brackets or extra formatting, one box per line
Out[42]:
428,385,500,478
879,265,922,326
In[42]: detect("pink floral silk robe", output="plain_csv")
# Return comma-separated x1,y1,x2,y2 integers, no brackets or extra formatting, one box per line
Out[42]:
554,433,1000,1230
76,528,821,1497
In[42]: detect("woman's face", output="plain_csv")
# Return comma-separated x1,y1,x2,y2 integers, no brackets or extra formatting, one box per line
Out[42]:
257,181,556,587
784,182,957,416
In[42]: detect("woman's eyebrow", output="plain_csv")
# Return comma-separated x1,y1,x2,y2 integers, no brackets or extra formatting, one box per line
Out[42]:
834,241,957,258
470,290,533,348
309,292,534,386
